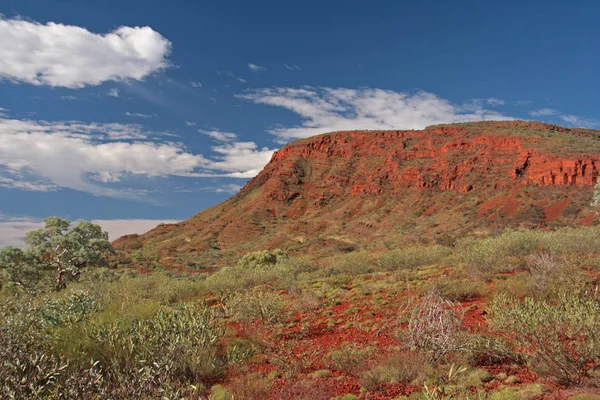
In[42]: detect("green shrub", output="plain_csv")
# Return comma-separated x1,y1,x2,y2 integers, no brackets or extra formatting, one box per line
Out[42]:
465,334,522,366
100,272,208,306
328,343,374,375
490,293,600,385
225,288,286,323
205,250,312,293
455,226,600,279
425,279,488,302
455,229,547,277
377,245,451,271
329,252,375,275
360,351,428,389
59,302,228,389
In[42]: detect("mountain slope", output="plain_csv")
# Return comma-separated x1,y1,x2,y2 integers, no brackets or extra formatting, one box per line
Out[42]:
114,121,600,267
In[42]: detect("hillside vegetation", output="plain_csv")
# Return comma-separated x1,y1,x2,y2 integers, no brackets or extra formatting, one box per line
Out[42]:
2,226,600,399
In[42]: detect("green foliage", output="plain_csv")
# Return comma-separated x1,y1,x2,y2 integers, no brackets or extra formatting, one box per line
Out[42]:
328,343,374,375
496,253,591,301
99,271,208,307
465,334,522,366
455,227,600,278
329,251,375,275
425,279,488,302
490,293,600,385
225,288,286,322
360,351,429,389
377,245,451,271
0,217,112,292
205,249,313,294
0,246,44,292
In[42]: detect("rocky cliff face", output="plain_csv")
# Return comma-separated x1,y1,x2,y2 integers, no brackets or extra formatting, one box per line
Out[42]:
115,121,600,267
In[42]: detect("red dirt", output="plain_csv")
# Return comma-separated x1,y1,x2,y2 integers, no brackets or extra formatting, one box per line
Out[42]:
543,199,571,221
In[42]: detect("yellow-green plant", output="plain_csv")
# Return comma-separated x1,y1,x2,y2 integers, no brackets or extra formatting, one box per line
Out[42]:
490,293,600,385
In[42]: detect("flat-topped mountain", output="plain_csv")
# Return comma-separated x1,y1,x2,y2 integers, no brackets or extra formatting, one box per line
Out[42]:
114,121,600,267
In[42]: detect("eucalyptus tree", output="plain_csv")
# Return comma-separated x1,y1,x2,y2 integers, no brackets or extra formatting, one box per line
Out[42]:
0,217,112,291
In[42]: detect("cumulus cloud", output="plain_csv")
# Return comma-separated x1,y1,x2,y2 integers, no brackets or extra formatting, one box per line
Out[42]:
0,115,275,196
185,121,197,127
248,63,266,72
190,81,202,88
529,108,559,117
487,97,505,106
0,17,171,88
284,64,300,71
199,129,238,142
0,215,180,247
200,142,274,178
239,87,511,141
107,88,120,98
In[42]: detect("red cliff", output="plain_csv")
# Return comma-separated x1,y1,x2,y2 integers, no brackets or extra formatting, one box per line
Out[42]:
115,121,600,267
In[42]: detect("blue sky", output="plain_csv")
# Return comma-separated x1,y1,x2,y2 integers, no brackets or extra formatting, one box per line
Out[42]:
0,0,598,245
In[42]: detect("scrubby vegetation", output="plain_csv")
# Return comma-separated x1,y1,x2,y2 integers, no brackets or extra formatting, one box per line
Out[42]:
2,221,600,398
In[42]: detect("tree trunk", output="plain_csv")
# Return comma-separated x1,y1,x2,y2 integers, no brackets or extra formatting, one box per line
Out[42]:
56,263,66,291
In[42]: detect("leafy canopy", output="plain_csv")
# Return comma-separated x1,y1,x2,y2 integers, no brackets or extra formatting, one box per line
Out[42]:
0,217,112,291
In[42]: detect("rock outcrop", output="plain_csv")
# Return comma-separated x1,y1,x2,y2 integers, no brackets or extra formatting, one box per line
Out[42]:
114,121,600,267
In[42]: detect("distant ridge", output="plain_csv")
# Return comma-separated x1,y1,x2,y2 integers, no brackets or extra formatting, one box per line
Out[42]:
114,120,600,268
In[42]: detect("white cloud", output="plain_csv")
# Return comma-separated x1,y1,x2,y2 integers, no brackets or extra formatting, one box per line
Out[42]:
248,63,266,72
213,184,243,193
217,70,246,83
284,64,300,71
529,108,558,117
0,216,45,247
185,121,197,127
125,112,155,118
487,98,505,106
107,88,120,97
560,114,600,128
0,17,171,88
190,81,202,88
60,95,78,101
199,142,274,178
239,87,511,141
0,114,275,196
0,215,180,247
199,129,238,142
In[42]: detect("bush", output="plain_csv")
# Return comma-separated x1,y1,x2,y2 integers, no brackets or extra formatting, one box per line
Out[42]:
205,250,312,294
360,351,428,389
455,226,600,279
225,288,286,323
455,230,547,277
465,334,522,366
328,343,374,375
425,279,488,302
329,252,375,276
496,253,591,302
377,245,450,271
100,272,208,306
490,293,600,385
401,294,469,361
